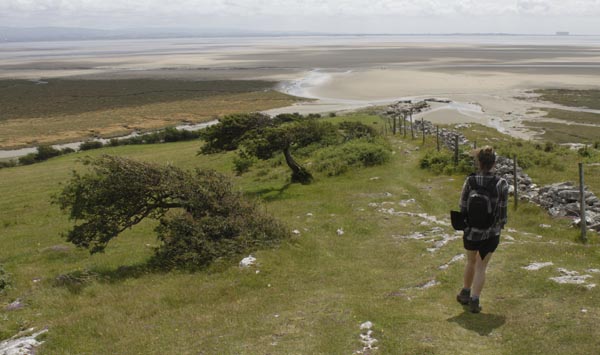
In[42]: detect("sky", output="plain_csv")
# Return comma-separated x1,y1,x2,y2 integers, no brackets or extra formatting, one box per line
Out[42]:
1,0,600,34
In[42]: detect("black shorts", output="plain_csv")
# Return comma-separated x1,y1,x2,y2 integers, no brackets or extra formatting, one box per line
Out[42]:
463,235,500,260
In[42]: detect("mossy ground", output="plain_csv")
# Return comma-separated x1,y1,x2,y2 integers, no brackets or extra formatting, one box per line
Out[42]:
1,113,600,354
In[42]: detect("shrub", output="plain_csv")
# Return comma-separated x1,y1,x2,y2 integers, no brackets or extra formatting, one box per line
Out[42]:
0,160,17,169
79,141,104,151
419,149,473,175
314,138,391,176
152,201,288,269
56,155,289,268
36,145,61,161
338,121,378,141
544,142,556,152
18,153,37,165
233,151,255,175
578,146,592,158
0,265,10,292
61,147,76,154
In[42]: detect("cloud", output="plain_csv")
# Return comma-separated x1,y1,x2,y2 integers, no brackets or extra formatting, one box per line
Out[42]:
1,0,599,31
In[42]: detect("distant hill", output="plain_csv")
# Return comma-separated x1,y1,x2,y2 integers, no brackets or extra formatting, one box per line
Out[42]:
0,26,318,42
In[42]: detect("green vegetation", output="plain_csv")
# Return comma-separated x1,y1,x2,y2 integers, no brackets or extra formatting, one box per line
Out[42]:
522,120,600,144
56,155,287,268
534,88,600,110
419,149,473,175
1,112,600,354
0,79,304,149
200,113,387,184
0,79,279,120
314,138,392,176
539,108,600,125
523,107,600,144
0,265,9,292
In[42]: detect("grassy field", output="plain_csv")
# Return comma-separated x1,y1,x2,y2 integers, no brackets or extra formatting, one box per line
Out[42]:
520,89,600,144
522,120,600,144
0,79,304,149
534,89,600,110
1,113,600,354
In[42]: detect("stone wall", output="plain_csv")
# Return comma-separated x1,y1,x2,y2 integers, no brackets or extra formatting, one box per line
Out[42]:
383,100,600,233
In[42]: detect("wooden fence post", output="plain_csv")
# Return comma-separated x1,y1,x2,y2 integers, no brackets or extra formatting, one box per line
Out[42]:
513,156,518,210
403,113,407,138
410,111,415,139
436,126,440,151
454,135,459,165
579,163,587,243
392,115,397,135
422,118,425,144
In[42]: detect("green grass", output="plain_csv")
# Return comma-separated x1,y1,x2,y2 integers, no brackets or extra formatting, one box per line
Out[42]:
539,108,600,126
534,89,600,110
1,114,600,354
522,120,600,144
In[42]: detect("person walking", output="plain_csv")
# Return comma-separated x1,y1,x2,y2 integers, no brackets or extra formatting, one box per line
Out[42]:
456,146,509,313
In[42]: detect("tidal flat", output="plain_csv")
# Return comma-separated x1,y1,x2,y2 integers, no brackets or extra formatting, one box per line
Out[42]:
2,35,600,148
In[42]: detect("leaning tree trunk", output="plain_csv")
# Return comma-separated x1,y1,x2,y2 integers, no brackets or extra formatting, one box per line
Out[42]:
283,146,312,184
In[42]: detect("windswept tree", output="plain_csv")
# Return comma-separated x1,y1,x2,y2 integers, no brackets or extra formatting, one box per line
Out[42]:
55,155,288,268
199,113,337,184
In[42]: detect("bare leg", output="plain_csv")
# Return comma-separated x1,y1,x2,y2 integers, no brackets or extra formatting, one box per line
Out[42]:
471,252,493,298
463,250,477,289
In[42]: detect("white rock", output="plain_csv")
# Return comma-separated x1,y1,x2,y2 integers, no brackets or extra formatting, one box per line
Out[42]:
539,224,551,228
337,228,344,236
369,177,380,181
239,255,256,268
306,213,313,217
504,235,515,241
550,274,592,285
586,269,600,273
0,329,47,355
581,308,588,313
360,321,373,330
522,262,554,271
292,229,301,235
419,280,440,289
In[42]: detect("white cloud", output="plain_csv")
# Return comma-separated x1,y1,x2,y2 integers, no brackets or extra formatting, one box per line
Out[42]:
1,0,599,32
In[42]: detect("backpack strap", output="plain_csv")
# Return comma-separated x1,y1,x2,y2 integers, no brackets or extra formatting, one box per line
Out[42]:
467,174,479,190
483,175,499,195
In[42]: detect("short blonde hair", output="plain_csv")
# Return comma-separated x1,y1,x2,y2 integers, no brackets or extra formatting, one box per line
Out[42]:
474,146,496,171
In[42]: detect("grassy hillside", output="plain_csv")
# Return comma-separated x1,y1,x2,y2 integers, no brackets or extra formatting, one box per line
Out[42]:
1,113,599,354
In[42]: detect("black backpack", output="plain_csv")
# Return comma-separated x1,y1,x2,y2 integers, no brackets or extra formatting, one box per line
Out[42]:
466,175,499,230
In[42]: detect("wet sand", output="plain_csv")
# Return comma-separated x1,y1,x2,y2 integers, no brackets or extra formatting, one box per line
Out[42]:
2,35,600,143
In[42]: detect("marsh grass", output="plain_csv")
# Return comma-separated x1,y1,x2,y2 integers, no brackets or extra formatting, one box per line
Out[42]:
1,115,600,354
534,89,600,110
0,79,303,149
521,121,600,145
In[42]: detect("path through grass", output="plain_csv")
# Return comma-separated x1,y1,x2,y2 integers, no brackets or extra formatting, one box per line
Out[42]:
1,116,599,354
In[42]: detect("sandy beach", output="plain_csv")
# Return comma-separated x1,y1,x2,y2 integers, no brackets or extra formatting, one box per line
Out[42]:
2,35,600,149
